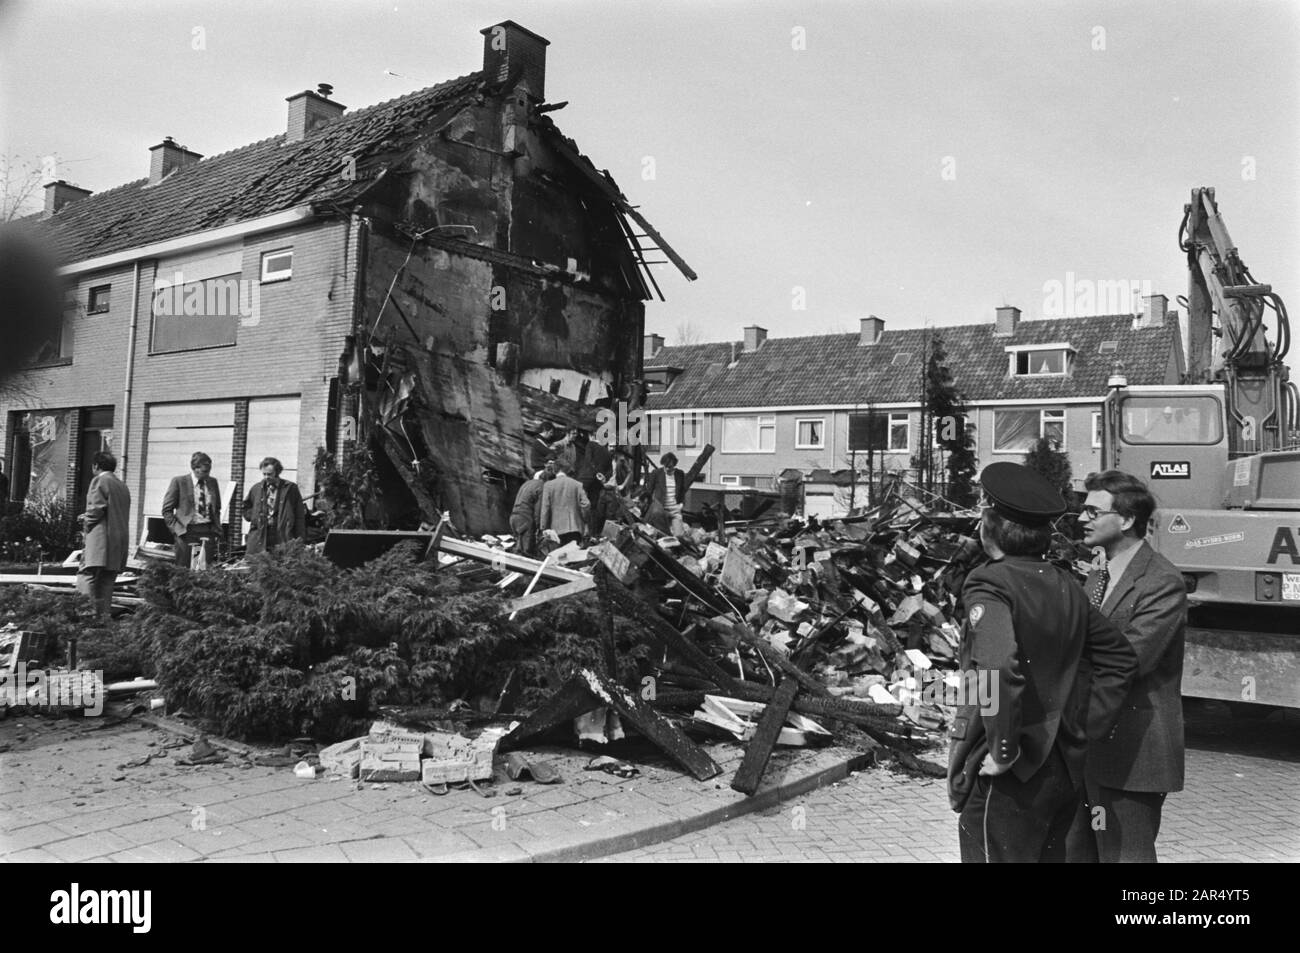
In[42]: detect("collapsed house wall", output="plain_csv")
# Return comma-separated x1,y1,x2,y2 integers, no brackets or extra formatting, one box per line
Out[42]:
355,87,647,535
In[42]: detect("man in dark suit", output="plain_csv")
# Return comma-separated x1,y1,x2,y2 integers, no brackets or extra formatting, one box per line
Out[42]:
1068,469,1186,862
77,451,131,621
161,451,222,568
641,452,687,536
243,456,306,555
949,462,1137,863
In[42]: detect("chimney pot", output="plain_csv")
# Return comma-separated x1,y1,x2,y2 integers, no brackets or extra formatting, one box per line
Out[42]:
643,333,665,360
1137,294,1168,329
285,87,347,142
994,306,1020,337
859,315,885,346
481,21,550,101
148,138,203,185
43,180,92,216
743,325,767,351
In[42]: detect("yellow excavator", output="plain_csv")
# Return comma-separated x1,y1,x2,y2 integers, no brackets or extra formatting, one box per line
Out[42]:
1100,187,1300,710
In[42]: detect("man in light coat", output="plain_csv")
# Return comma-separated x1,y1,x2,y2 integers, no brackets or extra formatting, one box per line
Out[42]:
161,451,223,568
539,461,589,547
78,451,130,620
1068,469,1186,863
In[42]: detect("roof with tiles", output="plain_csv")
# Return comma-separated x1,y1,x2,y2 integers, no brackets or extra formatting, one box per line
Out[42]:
26,72,486,265
645,313,1181,409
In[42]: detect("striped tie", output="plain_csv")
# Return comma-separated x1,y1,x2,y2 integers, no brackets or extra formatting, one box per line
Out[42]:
1090,566,1110,609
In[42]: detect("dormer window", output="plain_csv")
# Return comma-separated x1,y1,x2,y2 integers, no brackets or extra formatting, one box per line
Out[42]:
1007,343,1074,377
642,365,682,395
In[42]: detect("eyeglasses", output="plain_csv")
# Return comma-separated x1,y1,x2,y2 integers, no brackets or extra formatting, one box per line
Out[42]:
1080,505,1120,520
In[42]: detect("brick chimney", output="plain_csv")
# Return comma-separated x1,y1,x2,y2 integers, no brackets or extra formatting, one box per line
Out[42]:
994,305,1020,337
743,325,767,351
481,21,550,101
1136,293,1168,329
643,333,664,360
286,84,346,143
148,138,203,185
43,180,91,216
859,315,885,346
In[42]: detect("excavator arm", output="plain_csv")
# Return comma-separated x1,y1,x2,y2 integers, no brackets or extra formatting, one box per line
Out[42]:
1180,187,1297,452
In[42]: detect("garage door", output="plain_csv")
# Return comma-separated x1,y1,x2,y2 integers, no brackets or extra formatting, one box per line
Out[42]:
242,397,302,539
143,401,236,524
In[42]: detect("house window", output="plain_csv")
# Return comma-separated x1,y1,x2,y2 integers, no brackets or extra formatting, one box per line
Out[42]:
795,417,825,450
719,475,741,486
88,285,111,314
1098,340,1118,354
1092,411,1102,449
847,413,908,452
1012,347,1071,376
887,413,909,451
993,408,1066,452
721,415,776,453
260,249,293,283
151,274,243,353
29,302,75,365
647,414,702,450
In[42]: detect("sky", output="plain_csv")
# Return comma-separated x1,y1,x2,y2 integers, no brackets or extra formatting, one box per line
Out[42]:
2,0,1297,371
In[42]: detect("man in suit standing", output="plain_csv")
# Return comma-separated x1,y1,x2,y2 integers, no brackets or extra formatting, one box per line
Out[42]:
161,451,222,568
243,457,306,555
1069,469,1186,863
949,462,1137,862
539,461,589,548
641,452,687,536
77,451,130,621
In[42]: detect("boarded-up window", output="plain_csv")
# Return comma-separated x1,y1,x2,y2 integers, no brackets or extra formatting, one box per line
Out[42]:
143,402,236,523
151,248,246,354
242,397,302,541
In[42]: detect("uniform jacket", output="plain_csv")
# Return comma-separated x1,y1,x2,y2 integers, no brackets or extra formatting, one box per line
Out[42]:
539,473,589,536
161,473,223,537
242,478,306,554
1084,541,1186,793
82,472,131,571
947,556,1137,810
642,467,687,507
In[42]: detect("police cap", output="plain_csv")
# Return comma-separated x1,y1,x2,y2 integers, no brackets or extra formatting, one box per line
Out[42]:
979,461,1066,527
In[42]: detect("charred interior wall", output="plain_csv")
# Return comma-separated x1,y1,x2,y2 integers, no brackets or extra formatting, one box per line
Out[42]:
357,87,646,535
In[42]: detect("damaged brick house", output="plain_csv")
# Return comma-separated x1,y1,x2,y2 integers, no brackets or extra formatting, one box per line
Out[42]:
2,20,691,545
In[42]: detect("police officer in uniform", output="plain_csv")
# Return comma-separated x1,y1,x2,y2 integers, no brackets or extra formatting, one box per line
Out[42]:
949,462,1137,862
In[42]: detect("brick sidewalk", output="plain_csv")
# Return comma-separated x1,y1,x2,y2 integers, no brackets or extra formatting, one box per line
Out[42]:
4,700,1292,863
0,715,873,863
600,701,1300,863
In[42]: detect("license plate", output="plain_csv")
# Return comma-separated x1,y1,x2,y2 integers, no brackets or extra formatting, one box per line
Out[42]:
1284,574,1300,601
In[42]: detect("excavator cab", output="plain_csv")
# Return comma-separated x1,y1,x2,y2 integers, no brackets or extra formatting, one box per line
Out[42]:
1101,384,1230,509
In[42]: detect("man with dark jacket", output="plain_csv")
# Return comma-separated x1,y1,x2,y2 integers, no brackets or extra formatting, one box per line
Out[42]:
641,453,687,536
949,462,1137,863
161,451,222,568
1068,469,1186,863
242,457,306,555
510,469,551,557
77,451,130,621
